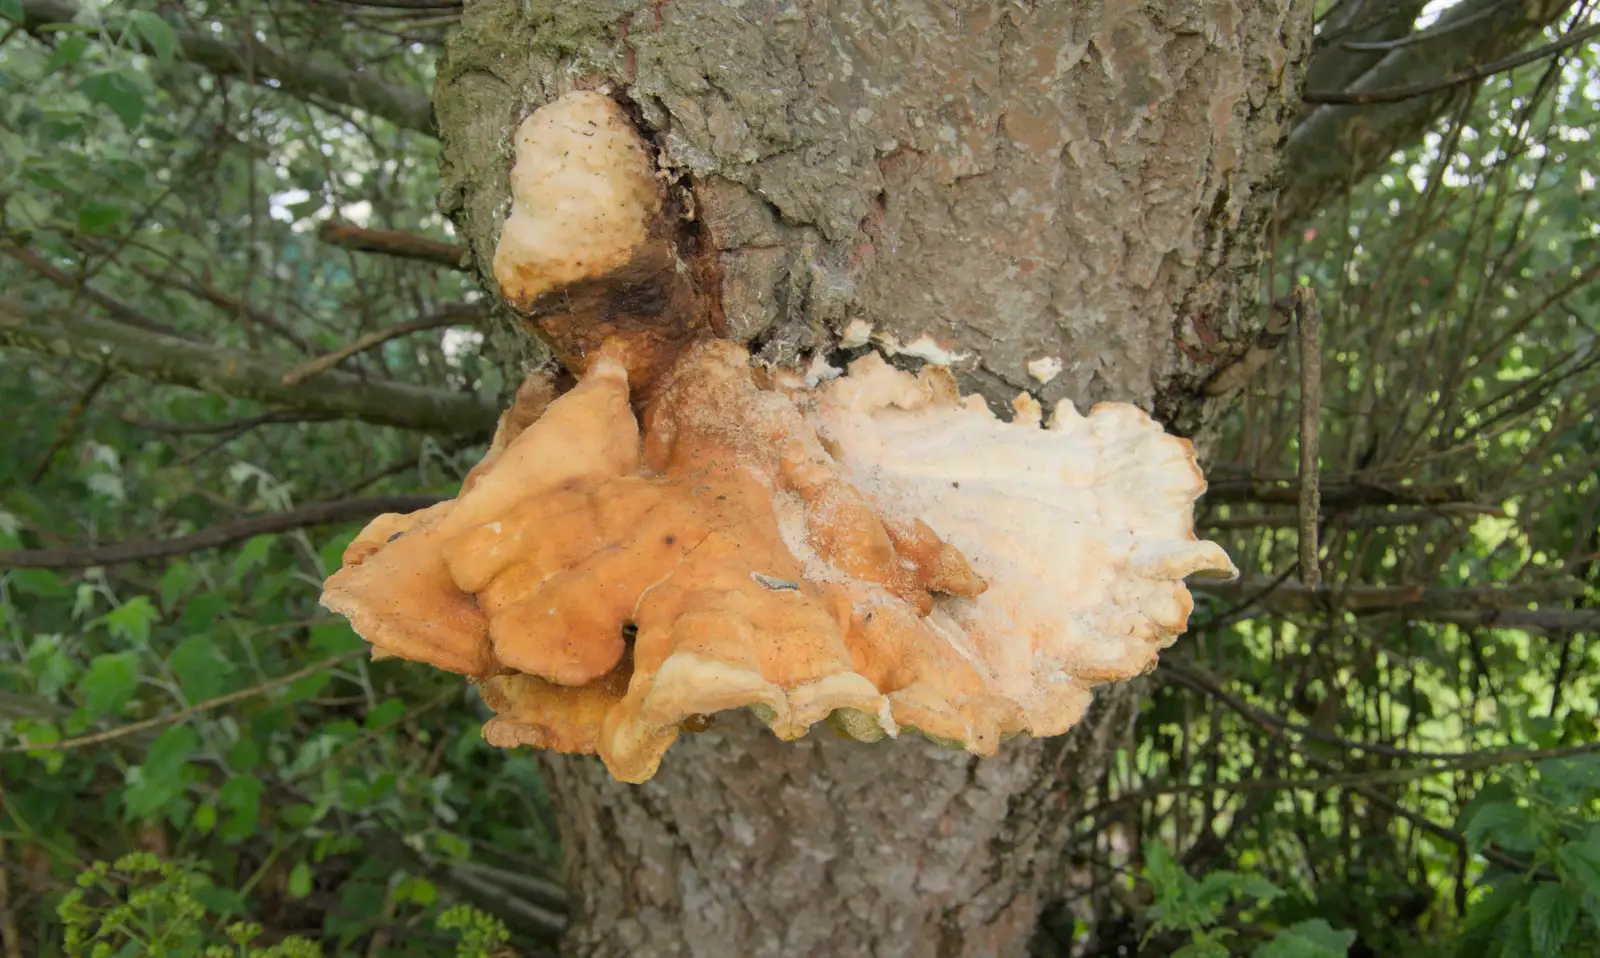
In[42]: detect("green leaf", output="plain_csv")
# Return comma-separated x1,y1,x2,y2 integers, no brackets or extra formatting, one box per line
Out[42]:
1559,836,1600,927
230,535,275,583
1539,756,1600,794
1143,841,1193,898
310,620,363,657
10,568,70,598
101,596,160,645
79,71,147,129
395,875,436,907
364,697,406,730
287,861,313,899
78,651,140,717
218,775,263,842
128,11,177,62
76,200,124,235
168,635,235,702
226,736,261,772
122,725,198,819
1253,920,1356,958
25,635,77,697
159,562,195,612
178,591,228,633
43,33,89,74
0,0,20,23
1464,800,1529,852
193,802,218,835
1528,883,1577,956
1198,870,1283,910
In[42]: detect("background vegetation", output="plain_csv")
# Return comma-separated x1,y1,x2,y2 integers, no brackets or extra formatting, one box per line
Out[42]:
0,1,1595,955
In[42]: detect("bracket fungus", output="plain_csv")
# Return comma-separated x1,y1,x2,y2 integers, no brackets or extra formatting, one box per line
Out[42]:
319,90,1238,783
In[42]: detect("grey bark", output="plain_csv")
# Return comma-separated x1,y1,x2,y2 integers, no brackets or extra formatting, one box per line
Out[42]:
432,2,1312,955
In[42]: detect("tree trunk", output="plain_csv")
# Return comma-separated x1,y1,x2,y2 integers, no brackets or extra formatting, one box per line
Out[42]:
432,2,1311,954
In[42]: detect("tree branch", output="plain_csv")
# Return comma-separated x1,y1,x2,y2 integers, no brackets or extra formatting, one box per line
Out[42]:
280,303,485,386
1194,577,1591,632
1303,20,1600,105
0,241,192,340
1277,0,1581,231
1203,477,1473,508
18,0,436,136
317,219,468,270
0,297,498,434
0,495,446,569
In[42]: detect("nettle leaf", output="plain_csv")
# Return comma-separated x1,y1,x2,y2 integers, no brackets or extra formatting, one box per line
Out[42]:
1143,841,1194,899
1528,883,1578,956
9,568,70,598
78,651,140,717
1253,920,1356,958
122,725,198,819
76,199,125,235
159,561,196,612
43,33,90,75
310,620,363,657
128,11,177,63
25,635,76,697
1539,755,1600,795
168,635,236,702
178,591,229,633
78,71,147,129
364,697,406,730
218,775,263,842
230,534,275,584
1464,800,1532,852
1197,870,1284,911
101,595,160,645
1558,836,1600,916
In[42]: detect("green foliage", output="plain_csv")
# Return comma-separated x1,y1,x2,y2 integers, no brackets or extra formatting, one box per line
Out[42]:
57,853,323,957
1449,757,1600,957
1140,842,1354,957
0,1,1595,956
56,855,513,958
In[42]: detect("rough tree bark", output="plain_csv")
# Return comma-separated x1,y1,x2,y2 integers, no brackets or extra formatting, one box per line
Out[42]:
431,2,1312,955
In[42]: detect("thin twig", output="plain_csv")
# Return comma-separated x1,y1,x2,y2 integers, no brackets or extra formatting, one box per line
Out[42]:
31,367,113,483
1295,286,1323,589
0,495,444,569
1303,20,1600,105
3,650,365,753
280,304,485,386
317,219,466,270
118,410,338,434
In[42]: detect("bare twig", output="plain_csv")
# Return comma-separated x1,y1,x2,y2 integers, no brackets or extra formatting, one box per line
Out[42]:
317,220,467,270
280,303,486,386
0,495,444,569
0,242,191,341
0,297,498,434
1294,287,1323,588
1303,20,1600,105
119,411,338,434
1204,477,1472,508
31,367,113,483
2,651,365,754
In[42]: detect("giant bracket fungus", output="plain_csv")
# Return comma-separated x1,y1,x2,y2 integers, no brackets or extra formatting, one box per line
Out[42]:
319,90,1238,783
